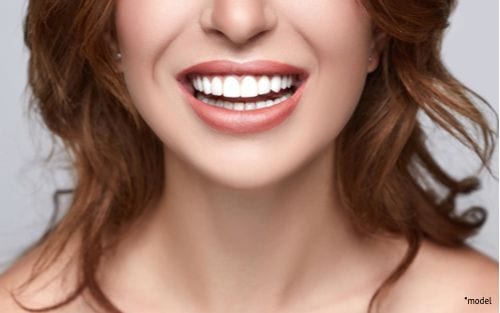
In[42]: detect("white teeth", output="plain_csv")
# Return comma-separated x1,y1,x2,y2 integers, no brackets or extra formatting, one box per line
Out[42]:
276,95,287,104
240,76,258,97
233,102,245,111
257,76,271,95
195,91,293,111
281,75,288,89
211,76,223,96
193,77,202,92
256,101,267,109
270,75,282,93
196,77,205,92
202,77,212,95
223,76,240,98
191,74,297,97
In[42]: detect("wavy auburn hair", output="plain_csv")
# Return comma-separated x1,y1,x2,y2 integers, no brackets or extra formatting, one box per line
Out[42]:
10,0,496,312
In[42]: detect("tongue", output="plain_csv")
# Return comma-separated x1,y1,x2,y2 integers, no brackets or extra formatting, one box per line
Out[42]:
198,87,294,102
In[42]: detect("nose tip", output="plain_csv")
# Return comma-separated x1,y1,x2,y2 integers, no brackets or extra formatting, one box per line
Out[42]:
201,0,277,46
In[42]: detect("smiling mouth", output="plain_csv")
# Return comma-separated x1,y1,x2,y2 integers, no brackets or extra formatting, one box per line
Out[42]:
187,74,302,111
176,60,309,112
176,60,309,133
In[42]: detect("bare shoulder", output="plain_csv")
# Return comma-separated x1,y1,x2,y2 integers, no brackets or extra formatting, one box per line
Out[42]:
0,241,87,313
0,246,48,312
383,239,498,313
0,251,32,312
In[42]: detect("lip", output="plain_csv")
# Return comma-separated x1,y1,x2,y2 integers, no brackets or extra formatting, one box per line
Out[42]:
175,60,309,134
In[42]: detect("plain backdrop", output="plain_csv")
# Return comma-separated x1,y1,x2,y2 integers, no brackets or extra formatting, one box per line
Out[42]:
0,1,498,273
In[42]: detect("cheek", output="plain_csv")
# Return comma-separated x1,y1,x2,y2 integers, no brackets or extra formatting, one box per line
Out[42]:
283,0,372,53
115,0,191,67
287,0,373,142
114,0,197,147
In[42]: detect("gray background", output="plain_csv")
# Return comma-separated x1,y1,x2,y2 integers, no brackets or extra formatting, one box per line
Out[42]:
0,1,498,273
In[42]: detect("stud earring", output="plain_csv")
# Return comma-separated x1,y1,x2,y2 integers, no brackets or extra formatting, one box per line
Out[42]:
368,56,373,62
116,52,123,60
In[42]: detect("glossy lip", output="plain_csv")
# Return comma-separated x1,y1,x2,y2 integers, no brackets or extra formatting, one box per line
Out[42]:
175,60,309,134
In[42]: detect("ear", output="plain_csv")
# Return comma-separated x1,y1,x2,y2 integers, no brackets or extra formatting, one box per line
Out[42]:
104,31,124,73
367,26,387,73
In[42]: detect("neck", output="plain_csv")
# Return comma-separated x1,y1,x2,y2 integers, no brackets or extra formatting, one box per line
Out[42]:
100,146,399,313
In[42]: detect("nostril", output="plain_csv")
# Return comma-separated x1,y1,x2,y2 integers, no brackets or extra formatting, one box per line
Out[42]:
201,1,277,47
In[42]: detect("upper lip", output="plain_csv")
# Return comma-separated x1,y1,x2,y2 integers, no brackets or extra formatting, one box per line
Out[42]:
176,60,309,83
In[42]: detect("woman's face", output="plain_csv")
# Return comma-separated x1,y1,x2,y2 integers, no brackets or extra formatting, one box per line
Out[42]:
115,0,383,189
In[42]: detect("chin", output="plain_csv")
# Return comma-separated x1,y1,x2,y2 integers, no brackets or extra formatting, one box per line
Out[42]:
193,155,302,191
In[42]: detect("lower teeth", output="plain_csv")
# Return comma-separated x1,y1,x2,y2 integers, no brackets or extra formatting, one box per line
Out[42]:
195,92,294,111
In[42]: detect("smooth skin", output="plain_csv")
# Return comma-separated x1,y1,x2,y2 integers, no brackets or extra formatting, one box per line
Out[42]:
1,0,498,312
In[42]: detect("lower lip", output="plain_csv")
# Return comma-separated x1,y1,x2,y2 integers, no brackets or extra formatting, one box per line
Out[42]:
178,80,307,134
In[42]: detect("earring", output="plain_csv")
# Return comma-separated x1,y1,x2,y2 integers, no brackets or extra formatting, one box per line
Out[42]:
368,56,373,62
116,52,123,60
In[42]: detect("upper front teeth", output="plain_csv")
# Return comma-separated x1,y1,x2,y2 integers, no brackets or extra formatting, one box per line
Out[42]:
191,75,297,98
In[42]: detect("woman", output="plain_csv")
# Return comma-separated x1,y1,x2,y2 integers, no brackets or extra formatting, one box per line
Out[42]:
0,0,497,312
